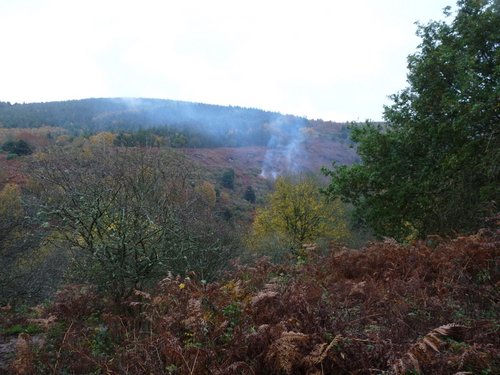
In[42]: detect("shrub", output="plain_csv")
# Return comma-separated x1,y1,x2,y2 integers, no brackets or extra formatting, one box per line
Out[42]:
220,168,235,189
2,139,33,156
243,185,256,203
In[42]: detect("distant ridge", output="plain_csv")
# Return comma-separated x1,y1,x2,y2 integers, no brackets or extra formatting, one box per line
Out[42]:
0,97,303,131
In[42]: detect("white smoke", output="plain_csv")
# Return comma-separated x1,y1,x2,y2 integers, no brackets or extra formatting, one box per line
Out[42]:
260,116,307,179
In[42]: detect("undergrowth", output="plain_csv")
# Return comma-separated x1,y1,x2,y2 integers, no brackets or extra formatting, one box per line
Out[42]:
4,227,499,374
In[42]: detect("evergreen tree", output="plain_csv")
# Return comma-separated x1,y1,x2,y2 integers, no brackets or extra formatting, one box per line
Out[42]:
221,169,235,189
243,185,256,203
323,0,499,240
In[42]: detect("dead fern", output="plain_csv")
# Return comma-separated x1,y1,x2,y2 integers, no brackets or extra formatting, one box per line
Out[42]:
14,228,498,374
10,333,35,375
302,334,342,368
393,323,468,374
266,331,310,374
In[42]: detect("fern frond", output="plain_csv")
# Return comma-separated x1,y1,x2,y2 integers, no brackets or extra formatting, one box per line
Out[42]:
303,334,342,367
393,323,468,374
266,331,310,374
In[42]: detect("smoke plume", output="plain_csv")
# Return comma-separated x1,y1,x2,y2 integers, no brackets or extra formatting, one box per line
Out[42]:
259,116,307,179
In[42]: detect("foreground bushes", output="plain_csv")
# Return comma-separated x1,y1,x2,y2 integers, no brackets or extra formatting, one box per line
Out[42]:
4,227,499,374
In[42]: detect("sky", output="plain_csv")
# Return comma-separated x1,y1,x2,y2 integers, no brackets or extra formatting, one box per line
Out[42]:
0,0,454,121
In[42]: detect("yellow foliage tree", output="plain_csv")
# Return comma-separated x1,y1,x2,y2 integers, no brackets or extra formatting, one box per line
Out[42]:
55,134,72,145
196,180,217,207
253,177,348,247
89,132,116,147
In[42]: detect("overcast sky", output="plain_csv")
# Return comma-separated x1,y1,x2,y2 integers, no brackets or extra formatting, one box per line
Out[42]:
0,0,453,121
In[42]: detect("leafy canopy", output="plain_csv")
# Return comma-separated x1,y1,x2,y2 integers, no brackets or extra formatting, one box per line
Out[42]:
253,177,349,248
2,139,33,155
323,0,499,240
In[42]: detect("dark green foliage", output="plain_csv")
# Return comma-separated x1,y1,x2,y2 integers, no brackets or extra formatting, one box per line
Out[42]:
1,139,33,155
114,128,205,148
114,129,164,147
323,0,499,240
220,168,235,189
219,208,232,221
243,185,256,203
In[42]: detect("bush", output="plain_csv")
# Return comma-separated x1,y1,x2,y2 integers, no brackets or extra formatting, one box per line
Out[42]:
243,185,256,203
32,147,237,302
220,168,235,189
2,139,33,156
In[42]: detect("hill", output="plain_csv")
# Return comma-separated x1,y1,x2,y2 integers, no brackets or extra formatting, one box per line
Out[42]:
0,98,348,146
0,98,358,181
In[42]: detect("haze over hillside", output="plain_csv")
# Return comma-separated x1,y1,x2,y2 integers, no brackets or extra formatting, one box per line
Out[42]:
0,98,304,139
0,98,358,177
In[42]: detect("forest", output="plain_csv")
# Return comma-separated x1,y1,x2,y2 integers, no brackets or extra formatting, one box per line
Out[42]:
0,1,498,374
0,98,351,148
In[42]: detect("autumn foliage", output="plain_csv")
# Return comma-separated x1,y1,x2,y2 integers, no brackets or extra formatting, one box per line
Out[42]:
6,224,499,374
252,177,349,249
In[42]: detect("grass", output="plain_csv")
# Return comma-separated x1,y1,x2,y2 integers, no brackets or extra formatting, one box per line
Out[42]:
0,323,43,336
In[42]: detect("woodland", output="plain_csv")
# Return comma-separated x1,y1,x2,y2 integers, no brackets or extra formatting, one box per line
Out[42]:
0,0,498,374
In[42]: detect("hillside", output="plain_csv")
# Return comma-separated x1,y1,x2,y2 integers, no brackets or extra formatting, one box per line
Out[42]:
0,98,358,186
181,139,357,186
0,98,350,146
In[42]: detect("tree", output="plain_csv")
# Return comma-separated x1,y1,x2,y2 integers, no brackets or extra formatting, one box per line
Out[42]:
33,146,233,301
89,131,116,147
253,177,349,248
323,0,499,240
0,183,58,304
0,185,24,280
196,180,217,207
243,185,256,203
2,139,33,155
220,168,235,189
0,184,22,303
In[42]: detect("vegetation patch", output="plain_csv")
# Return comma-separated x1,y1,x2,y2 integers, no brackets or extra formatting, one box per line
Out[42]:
3,227,497,374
